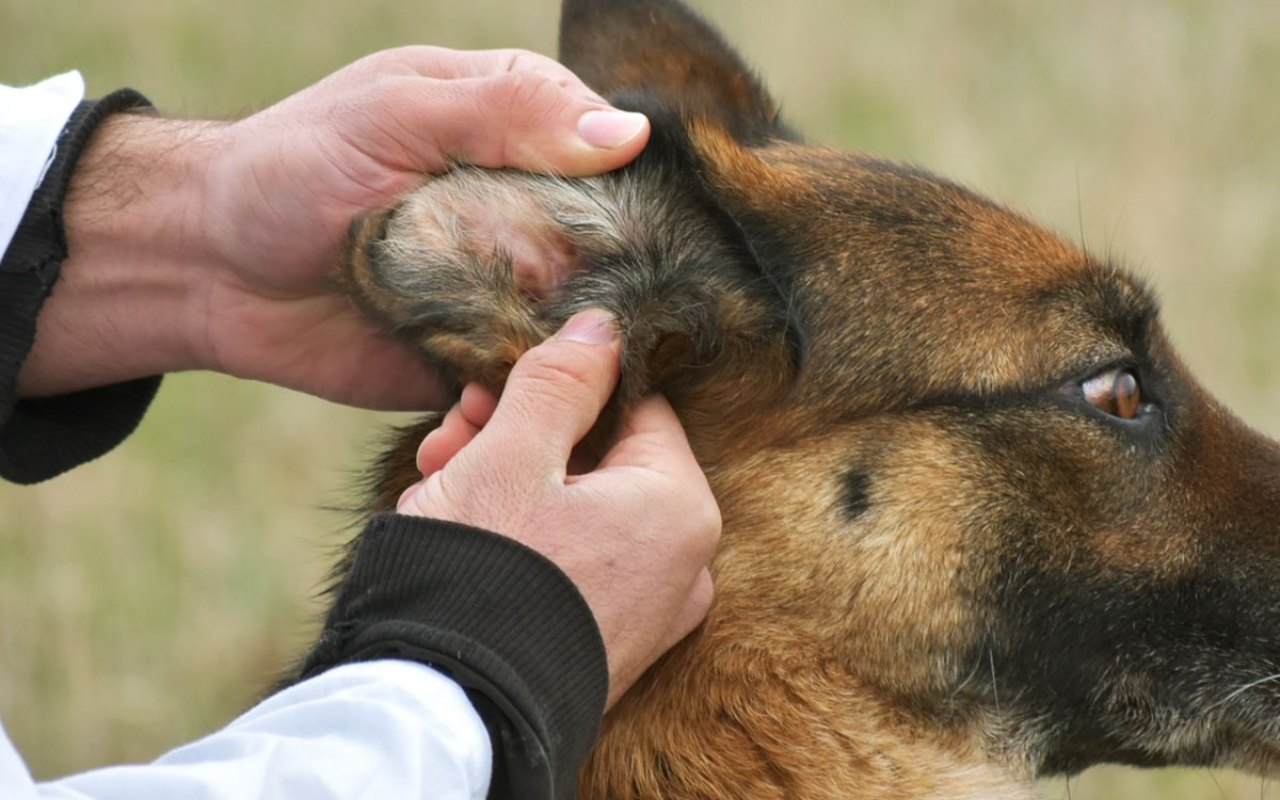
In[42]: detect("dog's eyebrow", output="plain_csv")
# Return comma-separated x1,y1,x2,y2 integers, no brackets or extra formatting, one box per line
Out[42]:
1037,264,1160,352
899,272,1163,416
1094,269,1158,342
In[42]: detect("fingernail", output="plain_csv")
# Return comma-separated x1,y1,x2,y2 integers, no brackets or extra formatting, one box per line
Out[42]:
578,109,648,149
556,308,618,345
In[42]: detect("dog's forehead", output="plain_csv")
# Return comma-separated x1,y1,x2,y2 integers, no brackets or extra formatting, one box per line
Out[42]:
757,144,1086,281
705,140,1161,399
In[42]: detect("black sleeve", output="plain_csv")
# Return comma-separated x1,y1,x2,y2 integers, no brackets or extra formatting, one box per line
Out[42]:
298,513,610,800
0,89,162,485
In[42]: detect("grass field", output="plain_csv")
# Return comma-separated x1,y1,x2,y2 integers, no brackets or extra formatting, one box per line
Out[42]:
2,0,1278,795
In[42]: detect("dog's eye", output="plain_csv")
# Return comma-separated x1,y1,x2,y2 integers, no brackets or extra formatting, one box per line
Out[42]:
1082,368,1142,419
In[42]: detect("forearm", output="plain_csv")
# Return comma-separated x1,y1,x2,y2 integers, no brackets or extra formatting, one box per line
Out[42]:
1,88,177,482
16,112,225,397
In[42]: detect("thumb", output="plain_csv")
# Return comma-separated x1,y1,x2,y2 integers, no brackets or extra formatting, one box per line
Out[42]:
479,309,622,472
394,48,650,176
436,75,648,176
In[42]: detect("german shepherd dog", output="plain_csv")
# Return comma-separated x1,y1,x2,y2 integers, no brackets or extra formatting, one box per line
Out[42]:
332,0,1280,796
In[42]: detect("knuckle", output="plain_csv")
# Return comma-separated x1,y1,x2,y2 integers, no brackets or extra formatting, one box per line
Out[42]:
501,49,580,86
688,570,714,603
694,496,723,547
499,48,551,72
485,70,571,126
473,57,590,169
664,471,721,550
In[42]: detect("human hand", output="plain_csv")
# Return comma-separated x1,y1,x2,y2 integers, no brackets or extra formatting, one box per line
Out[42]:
22,48,649,408
396,309,720,708
198,47,650,408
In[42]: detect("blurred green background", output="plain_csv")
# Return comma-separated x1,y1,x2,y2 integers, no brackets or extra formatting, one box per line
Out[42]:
2,0,1278,796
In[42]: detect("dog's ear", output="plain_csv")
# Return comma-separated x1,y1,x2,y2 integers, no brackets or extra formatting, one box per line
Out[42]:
559,0,794,144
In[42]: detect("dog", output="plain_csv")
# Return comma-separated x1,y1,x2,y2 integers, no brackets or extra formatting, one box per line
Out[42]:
330,0,1280,796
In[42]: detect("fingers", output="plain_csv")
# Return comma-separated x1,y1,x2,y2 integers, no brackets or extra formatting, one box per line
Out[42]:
415,406,479,479
398,308,621,521
367,46,650,177
599,393,700,473
595,393,721,533
414,383,499,476
388,304,721,709
429,72,649,175
477,309,623,473
458,381,499,427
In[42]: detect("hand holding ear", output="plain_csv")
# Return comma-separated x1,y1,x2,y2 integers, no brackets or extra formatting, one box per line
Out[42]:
397,309,719,707
27,47,649,411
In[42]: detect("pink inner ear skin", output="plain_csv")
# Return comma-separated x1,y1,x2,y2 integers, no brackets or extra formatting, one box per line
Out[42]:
500,219,582,302
458,197,584,303
393,170,599,308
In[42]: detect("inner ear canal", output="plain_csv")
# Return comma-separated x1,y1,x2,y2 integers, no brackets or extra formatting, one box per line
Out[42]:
648,332,698,386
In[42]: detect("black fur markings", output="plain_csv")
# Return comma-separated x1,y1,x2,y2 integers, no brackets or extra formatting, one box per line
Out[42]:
986,549,1280,773
840,468,872,520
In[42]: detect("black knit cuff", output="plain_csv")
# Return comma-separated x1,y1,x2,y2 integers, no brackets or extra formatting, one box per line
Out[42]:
301,513,609,800
0,89,162,484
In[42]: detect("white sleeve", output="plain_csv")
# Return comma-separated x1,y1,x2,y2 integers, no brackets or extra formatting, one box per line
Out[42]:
0,71,85,257
0,660,493,800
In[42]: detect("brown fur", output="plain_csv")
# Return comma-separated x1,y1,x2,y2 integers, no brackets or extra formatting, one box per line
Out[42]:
327,1,1280,796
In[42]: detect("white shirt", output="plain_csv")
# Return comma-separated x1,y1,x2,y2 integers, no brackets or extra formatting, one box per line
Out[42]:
1,75,494,799
0,660,492,799
0,71,84,256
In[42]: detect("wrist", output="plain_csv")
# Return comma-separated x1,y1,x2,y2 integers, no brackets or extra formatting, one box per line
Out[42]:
305,514,608,799
17,109,229,396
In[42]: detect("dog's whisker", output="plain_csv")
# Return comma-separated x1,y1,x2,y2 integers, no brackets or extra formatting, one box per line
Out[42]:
1207,672,1280,713
1075,166,1088,256
988,646,1000,716
950,648,985,704
1206,768,1229,800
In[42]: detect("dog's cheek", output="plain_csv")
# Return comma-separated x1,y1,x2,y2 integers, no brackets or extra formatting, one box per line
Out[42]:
707,419,992,701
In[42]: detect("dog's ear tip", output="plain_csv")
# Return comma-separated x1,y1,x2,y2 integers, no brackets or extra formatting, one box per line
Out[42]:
558,0,794,145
